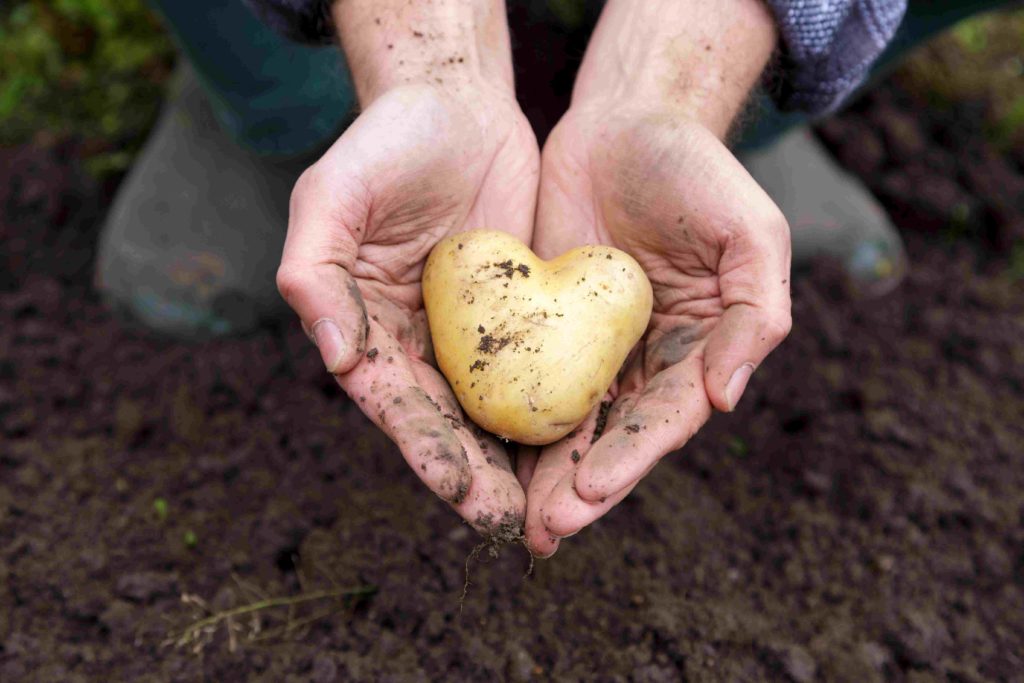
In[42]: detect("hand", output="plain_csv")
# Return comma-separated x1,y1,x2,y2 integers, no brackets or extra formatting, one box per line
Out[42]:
521,103,791,555
277,9,540,534
517,0,786,556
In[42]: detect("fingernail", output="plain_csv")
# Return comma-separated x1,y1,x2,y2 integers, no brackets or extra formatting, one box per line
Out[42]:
311,319,345,373
725,362,755,411
529,542,558,560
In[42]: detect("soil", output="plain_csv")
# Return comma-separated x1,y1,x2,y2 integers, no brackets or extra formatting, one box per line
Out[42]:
2,72,1024,683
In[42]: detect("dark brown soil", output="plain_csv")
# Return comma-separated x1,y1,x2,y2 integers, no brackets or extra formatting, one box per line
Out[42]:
3,81,1024,682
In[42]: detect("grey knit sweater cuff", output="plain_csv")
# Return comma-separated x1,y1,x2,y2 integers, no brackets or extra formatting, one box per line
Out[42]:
765,0,907,114
244,0,907,115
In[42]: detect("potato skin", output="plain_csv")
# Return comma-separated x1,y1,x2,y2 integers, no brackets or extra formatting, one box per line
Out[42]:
423,230,653,445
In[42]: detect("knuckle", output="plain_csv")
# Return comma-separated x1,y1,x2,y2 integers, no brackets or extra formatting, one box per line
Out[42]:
767,308,793,344
274,266,307,304
288,167,317,215
771,213,793,256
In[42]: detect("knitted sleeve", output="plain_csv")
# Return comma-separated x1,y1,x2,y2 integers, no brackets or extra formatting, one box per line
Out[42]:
765,0,907,114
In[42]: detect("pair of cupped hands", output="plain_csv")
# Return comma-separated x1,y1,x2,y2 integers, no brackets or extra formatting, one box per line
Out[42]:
276,81,792,557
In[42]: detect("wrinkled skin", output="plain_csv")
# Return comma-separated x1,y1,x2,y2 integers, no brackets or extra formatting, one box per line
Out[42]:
277,85,539,534
520,105,793,556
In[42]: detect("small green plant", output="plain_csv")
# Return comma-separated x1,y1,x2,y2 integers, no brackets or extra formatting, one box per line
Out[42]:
183,529,198,548
727,435,749,458
991,93,1024,148
942,201,977,244
547,0,586,28
153,497,169,521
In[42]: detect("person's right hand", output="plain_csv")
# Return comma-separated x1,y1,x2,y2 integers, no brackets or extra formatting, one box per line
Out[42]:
277,80,539,534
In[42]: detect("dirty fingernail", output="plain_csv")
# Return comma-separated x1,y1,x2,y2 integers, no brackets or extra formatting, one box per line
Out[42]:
548,525,580,540
725,362,755,411
534,541,558,559
311,319,345,372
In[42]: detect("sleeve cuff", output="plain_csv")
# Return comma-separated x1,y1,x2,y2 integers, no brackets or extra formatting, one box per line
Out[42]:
765,0,907,115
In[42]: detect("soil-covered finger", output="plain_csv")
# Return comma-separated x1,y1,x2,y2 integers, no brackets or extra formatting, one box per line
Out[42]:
539,470,642,539
523,407,604,556
524,444,578,556
336,322,471,504
410,361,526,537
524,509,560,558
575,356,711,502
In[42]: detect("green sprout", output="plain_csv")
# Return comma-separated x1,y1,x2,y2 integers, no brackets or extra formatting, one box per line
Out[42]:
547,0,586,28
183,530,198,548
727,435,749,458
153,497,169,521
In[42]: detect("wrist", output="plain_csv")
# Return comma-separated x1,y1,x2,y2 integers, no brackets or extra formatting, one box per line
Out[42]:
570,0,777,138
332,0,514,106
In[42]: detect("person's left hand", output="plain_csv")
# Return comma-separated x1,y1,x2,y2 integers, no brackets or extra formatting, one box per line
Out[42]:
519,104,792,556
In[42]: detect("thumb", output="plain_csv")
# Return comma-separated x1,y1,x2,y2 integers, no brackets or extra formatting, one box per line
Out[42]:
277,264,369,375
276,166,369,375
703,177,792,412
702,302,791,412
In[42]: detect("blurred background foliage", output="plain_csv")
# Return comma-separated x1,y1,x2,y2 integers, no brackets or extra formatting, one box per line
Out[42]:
0,0,174,175
894,6,1024,150
0,0,1021,174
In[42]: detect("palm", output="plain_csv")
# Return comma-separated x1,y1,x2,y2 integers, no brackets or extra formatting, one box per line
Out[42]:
280,85,540,534
524,109,791,554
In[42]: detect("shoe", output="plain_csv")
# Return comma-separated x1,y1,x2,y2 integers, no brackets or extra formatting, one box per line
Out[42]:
95,68,316,339
739,126,908,298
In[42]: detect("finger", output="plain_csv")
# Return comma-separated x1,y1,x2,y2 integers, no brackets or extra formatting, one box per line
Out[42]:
336,321,471,505
573,355,711,503
523,440,574,558
703,301,791,412
523,406,604,557
704,200,792,412
539,472,642,539
410,363,526,536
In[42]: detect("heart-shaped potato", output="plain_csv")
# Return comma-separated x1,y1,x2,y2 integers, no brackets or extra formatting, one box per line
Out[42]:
423,230,653,445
